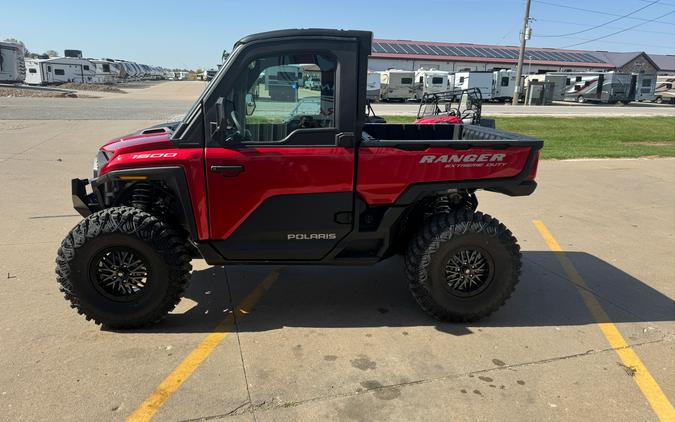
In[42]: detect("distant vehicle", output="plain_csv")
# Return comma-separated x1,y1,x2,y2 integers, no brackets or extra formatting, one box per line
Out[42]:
653,75,675,104
491,69,517,102
163,69,175,80
304,76,322,90
91,59,120,84
453,71,493,100
0,41,26,83
550,71,634,104
264,64,303,101
633,73,657,102
366,71,380,101
379,69,414,101
24,57,96,85
204,69,218,81
414,69,449,100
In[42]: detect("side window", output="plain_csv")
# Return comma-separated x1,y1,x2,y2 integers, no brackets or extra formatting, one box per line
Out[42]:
83,65,90,70
29,68,37,73
54,69,65,76
575,76,582,82
432,77,443,84
401,77,413,84
500,76,509,86
228,52,337,144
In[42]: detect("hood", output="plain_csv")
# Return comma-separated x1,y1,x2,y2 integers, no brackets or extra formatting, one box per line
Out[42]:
100,121,180,154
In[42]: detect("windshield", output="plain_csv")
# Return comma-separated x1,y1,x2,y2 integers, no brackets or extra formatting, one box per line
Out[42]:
171,46,240,141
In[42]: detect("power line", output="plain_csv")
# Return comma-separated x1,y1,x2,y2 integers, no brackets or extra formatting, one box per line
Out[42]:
536,18,674,35
561,10,675,48
536,0,661,37
638,0,675,6
533,0,675,25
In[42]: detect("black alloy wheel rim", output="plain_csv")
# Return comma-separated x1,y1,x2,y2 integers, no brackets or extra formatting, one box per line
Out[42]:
443,247,494,297
90,247,150,302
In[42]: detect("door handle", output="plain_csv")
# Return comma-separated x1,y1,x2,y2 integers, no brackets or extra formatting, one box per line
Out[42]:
210,165,244,176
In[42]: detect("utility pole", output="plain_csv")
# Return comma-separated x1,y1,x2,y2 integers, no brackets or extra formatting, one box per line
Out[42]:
512,0,532,105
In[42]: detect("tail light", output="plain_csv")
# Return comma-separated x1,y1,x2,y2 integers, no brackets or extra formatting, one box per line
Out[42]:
527,150,540,180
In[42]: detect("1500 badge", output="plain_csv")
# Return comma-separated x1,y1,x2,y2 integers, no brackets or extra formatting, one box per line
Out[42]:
131,153,178,159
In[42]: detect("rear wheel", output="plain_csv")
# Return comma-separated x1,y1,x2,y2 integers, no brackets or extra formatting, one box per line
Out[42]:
405,210,521,322
56,206,192,328
577,95,585,103
655,96,663,104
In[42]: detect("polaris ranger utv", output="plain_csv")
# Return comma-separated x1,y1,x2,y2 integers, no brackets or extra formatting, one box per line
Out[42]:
57,29,543,328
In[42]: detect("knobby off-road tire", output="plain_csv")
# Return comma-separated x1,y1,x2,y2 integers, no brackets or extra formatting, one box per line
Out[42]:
56,206,192,328
405,210,521,322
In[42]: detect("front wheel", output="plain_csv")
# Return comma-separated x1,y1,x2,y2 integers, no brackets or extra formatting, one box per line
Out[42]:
55,206,192,328
577,95,585,103
405,210,521,322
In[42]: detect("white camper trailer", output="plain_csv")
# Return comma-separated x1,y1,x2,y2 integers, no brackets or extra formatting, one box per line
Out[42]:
453,71,492,100
367,71,381,101
25,57,96,85
414,69,449,100
91,59,121,84
491,70,517,102
0,41,26,83
634,73,657,102
379,69,414,101
653,75,675,104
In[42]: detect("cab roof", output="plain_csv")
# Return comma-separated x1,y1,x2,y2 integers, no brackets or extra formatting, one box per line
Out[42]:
234,28,372,50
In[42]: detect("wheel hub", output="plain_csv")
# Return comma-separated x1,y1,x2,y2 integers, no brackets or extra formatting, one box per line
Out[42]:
444,248,493,297
91,248,149,301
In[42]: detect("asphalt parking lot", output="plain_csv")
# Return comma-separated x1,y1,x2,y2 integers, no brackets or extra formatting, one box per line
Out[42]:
0,82,673,421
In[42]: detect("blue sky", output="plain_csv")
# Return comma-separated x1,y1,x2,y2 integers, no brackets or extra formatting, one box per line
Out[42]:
3,0,674,69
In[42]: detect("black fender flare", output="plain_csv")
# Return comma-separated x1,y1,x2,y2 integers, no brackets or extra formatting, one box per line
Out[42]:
91,166,199,240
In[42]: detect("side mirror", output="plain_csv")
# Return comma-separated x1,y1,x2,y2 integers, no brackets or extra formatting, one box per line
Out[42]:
245,93,256,116
216,97,225,126
210,97,226,139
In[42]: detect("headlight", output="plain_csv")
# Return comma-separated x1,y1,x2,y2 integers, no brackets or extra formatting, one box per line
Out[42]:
93,151,109,178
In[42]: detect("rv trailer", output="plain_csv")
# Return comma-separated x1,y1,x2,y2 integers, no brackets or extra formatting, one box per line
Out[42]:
379,69,414,101
0,41,26,83
367,71,380,101
653,76,675,104
633,73,657,102
453,71,493,100
414,69,449,100
491,69,517,102
91,59,121,84
24,57,96,85
550,72,634,104
264,65,303,101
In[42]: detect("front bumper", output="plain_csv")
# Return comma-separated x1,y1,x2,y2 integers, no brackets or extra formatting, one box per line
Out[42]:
72,178,100,217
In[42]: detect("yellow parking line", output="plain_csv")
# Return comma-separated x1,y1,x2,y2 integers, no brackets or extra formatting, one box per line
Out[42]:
533,220,675,422
126,270,280,422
